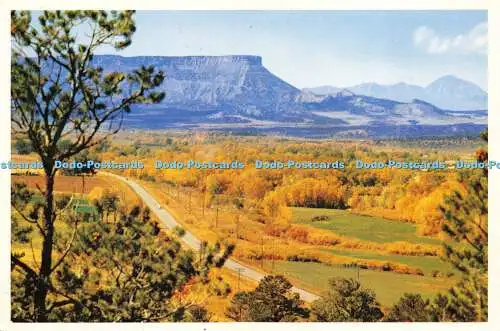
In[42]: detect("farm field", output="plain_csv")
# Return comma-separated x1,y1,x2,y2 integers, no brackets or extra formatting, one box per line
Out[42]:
134,179,455,307
68,197,99,216
292,207,441,245
11,172,142,207
321,248,453,275
12,174,110,195
264,260,455,307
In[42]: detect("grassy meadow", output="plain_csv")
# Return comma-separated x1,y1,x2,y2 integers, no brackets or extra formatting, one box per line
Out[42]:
292,207,441,245
263,260,454,307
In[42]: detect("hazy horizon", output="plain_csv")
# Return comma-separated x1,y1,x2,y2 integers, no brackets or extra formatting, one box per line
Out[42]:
91,53,487,92
82,10,488,91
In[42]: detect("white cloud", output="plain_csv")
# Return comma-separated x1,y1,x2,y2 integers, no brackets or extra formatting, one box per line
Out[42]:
413,22,487,55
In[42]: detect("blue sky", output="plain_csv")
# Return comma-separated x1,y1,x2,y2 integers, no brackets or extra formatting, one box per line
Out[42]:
101,11,487,90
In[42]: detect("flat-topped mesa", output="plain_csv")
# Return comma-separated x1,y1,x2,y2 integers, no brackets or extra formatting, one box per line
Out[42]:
89,54,300,117
93,55,263,67
169,55,263,66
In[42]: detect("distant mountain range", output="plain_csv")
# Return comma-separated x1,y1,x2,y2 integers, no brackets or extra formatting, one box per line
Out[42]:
303,75,488,111
90,55,486,137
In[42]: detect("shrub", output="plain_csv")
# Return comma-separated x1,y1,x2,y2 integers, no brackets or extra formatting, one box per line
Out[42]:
285,226,310,243
311,215,329,222
286,254,320,263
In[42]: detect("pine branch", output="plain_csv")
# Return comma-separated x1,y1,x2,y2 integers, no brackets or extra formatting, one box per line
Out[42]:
11,254,37,278
50,217,79,275
11,202,46,237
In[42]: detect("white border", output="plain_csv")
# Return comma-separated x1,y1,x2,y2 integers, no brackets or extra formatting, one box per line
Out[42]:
0,1,498,331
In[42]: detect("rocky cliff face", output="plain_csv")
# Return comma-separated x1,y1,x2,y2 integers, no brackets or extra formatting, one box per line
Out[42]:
93,55,302,120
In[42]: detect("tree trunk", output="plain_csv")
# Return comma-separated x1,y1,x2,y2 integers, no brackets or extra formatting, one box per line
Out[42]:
34,172,56,321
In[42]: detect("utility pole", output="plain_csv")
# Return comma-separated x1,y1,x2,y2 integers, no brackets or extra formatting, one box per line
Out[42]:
236,267,244,292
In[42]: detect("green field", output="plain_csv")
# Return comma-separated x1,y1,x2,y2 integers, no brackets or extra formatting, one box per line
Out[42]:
292,207,441,245
265,260,455,307
287,207,454,305
322,248,453,275
69,198,99,217
32,195,99,216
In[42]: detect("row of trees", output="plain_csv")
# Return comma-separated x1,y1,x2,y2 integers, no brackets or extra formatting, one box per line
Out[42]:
226,131,488,322
113,136,479,236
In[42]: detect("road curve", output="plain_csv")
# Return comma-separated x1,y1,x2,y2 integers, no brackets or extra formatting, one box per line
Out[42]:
105,172,320,302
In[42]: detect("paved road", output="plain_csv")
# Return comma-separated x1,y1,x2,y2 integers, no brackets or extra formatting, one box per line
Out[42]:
106,173,320,302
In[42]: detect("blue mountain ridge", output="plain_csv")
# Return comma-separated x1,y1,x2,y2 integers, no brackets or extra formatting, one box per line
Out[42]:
90,55,486,135
304,75,487,111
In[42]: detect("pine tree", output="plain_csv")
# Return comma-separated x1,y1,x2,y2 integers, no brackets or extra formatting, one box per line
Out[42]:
10,10,184,321
226,275,309,322
434,129,488,321
385,293,431,322
11,184,233,321
14,138,33,155
311,278,383,322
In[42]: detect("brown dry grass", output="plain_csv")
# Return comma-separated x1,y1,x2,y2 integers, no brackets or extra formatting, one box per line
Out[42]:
12,174,109,194
12,173,141,207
